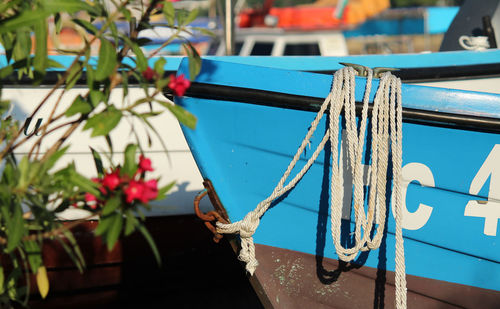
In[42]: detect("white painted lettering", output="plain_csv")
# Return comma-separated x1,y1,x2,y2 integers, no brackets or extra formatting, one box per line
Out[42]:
464,145,500,236
393,162,435,230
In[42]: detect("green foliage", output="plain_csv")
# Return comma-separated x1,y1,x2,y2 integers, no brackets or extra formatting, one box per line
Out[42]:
0,0,202,306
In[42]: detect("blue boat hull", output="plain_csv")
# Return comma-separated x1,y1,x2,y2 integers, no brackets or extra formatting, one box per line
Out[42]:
176,59,500,307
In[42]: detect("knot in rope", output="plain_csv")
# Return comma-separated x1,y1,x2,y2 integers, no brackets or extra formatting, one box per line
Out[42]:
238,212,260,238
216,211,260,274
216,211,260,238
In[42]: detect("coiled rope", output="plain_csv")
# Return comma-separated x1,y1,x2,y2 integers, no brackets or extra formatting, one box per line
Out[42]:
216,66,407,308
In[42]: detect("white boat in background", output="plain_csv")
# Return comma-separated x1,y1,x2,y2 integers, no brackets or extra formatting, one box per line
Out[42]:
2,86,211,218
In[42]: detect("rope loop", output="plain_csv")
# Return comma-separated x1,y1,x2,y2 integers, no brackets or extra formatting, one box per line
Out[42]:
216,66,407,308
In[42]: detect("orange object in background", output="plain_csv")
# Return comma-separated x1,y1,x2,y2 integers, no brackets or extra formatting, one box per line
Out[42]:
238,0,389,29
343,0,390,25
266,6,344,30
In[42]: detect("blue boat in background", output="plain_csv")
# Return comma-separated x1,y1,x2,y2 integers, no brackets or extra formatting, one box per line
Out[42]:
174,56,500,308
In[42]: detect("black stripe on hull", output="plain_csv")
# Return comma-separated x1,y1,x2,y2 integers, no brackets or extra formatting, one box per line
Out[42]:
181,82,500,133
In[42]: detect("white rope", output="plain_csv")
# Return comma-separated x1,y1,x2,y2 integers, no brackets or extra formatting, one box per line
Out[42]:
216,67,407,308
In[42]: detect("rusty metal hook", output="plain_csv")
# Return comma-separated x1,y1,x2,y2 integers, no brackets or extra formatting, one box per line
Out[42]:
194,188,229,243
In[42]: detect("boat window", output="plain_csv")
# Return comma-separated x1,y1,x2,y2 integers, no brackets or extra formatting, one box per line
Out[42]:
235,42,244,55
206,39,221,55
250,42,274,55
205,40,244,55
283,43,321,55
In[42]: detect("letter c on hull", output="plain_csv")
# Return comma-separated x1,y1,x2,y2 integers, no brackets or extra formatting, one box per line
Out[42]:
393,162,435,230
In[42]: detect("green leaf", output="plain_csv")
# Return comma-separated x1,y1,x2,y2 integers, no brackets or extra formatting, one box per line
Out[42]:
0,65,14,79
17,156,30,190
157,180,176,201
124,211,138,236
43,145,69,172
0,266,4,294
42,0,99,15
137,224,161,266
83,105,122,137
33,18,48,74
6,268,21,300
191,27,216,38
155,76,169,90
0,0,21,15
94,214,113,236
54,13,62,34
0,100,10,115
72,18,98,35
102,195,121,216
60,229,86,272
23,241,42,273
183,43,201,80
5,205,24,253
0,32,15,62
109,22,119,45
66,61,82,90
13,29,31,62
105,135,114,157
182,8,199,26
176,9,189,26
136,38,152,46
154,57,166,76
106,213,123,251
121,36,147,72
2,160,15,184
163,101,197,129
121,71,128,99
0,11,49,34
26,161,43,185
47,58,65,69
65,95,92,117
90,147,104,176
162,1,175,25
69,169,100,196
118,7,131,21
95,39,116,81
122,144,137,177
89,90,103,106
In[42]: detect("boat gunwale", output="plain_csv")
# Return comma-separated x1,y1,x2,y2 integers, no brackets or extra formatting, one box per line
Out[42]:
311,61,500,83
2,60,500,85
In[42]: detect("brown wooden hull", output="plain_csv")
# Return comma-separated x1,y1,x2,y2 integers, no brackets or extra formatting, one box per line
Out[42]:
251,244,500,309
29,215,263,309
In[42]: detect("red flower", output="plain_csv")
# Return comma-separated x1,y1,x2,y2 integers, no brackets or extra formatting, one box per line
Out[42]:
140,179,159,203
85,193,98,209
138,155,154,173
102,170,121,191
168,74,191,96
142,67,156,81
124,180,144,203
92,177,107,194
85,193,97,202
